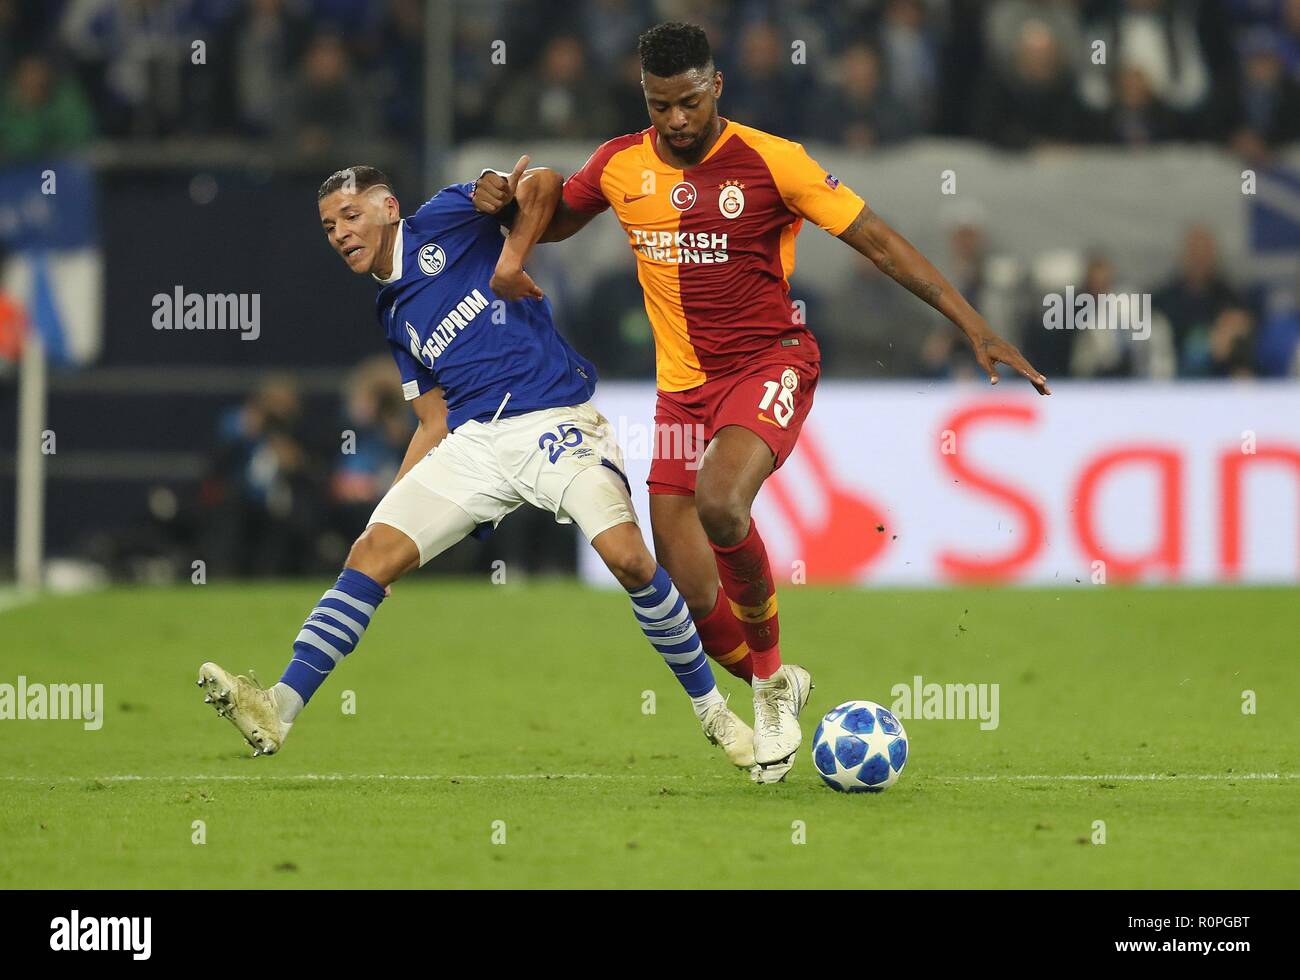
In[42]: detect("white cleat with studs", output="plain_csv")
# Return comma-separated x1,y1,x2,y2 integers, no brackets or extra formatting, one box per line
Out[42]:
700,699,757,771
751,663,813,784
197,661,290,757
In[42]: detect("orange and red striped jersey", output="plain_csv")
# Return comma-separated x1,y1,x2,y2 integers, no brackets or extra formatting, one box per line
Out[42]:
562,120,866,391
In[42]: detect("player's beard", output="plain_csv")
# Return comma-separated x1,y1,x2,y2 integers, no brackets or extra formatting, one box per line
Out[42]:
665,127,708,165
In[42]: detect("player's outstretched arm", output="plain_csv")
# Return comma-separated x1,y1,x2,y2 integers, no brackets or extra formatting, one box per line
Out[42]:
489,165,563,301
393,387,449,484
472,156,597,243
837,205,1051,395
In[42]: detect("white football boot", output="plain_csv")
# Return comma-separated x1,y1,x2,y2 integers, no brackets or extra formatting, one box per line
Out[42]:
751,664,813,784
197,662,291,756
700,699,757,771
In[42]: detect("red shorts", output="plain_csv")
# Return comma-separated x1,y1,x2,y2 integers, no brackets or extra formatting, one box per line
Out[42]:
648,353,821,495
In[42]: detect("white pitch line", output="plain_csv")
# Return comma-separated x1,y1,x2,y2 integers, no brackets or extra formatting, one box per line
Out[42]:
0,772,1296,784
0,773,637,783
929,773,1299,782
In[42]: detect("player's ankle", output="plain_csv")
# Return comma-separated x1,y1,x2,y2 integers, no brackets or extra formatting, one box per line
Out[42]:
272,683,304,724
750,648,781,681
690,687,725,720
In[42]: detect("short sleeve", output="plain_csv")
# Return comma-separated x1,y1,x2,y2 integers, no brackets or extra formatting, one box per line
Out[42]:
562,147,613,215
409,182,481,234
766,141,866,236
389,338,438,401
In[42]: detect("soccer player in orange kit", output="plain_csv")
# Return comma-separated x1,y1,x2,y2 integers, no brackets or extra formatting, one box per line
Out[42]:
474,22,1049,783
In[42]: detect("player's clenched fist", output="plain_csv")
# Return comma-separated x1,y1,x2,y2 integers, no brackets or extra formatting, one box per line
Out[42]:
473,154,528,214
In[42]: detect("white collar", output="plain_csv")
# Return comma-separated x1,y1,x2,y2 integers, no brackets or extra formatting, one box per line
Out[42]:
371,220,404,284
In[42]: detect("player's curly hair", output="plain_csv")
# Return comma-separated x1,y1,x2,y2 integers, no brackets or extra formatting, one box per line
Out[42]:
317,165,392,200
638,22,713,78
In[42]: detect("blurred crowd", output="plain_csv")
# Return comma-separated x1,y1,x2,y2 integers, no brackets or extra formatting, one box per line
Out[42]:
196,360,409,575
809,219,1300,383
143,358,573,577
0,0,1296,394
2,0,1299,162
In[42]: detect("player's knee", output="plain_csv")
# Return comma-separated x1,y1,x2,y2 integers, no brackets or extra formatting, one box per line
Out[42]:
346,524,418,587
695,488,749,547
605,544,658,591
344,530,387,581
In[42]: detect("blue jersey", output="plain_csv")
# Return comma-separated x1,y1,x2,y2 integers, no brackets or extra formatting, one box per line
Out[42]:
374,182,597,431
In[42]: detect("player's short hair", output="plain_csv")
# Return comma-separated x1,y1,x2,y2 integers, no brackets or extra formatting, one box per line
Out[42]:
317,165,393,201
638,22,713,78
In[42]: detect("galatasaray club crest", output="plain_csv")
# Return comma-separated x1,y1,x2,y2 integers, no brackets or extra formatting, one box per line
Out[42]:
719,180,746,219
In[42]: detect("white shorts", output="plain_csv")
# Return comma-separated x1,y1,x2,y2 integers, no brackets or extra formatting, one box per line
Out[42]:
367,401,636,565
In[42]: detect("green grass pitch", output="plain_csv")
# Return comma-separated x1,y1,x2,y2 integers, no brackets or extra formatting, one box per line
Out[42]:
1,582,1297,888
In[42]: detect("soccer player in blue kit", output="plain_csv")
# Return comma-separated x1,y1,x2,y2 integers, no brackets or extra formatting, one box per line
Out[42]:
198,158,756,773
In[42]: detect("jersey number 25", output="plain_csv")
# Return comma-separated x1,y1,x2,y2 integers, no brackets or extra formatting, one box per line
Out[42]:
539,423,584,463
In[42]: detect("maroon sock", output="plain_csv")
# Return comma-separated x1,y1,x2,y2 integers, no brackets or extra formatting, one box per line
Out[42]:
694,587,754,683
711,520,781,679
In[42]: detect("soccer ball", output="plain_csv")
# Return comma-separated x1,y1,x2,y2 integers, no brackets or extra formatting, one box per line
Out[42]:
811,700,908,792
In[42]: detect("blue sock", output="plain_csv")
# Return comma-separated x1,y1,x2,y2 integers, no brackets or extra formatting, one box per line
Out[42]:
279,568,386,707
628,566,718,699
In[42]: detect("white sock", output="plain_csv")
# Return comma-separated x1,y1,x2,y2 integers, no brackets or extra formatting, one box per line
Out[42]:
689,686,726,721
272,683,304,724
753,672,781,691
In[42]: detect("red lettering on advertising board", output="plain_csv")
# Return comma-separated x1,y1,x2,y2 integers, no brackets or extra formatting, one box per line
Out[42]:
937,403,1045,581
1220,446,1300,578
1073,446,1182,580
